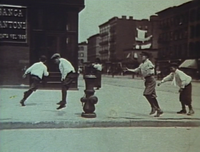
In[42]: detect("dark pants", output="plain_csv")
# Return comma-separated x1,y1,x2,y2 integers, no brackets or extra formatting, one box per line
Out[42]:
21,75,41,102
95,71,102,88
61,72,76,104
30,75,41,91
179,83,192,109
143,76,160,110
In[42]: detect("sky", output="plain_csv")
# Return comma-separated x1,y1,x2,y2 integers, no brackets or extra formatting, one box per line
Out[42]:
78,0,192,42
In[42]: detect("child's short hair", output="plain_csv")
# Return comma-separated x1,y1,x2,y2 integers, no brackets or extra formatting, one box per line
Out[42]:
170,62,178,68
40,55,47,62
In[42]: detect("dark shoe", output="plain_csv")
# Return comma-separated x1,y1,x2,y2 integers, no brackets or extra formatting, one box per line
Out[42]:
57,101,63,105
57,101,67,105
187,110,194,116
154,110,163,117
177,109,187,114
149,108,156,115
20,99,25,106
57,104,66,110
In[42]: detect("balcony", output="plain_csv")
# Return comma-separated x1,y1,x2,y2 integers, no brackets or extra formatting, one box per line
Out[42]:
110,45,116,51
99,40,109,45
100,32,109,37
99,49,108,54
109,37,116,43
110,27,116,33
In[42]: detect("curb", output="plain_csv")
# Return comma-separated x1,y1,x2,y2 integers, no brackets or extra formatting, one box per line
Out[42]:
1,120,200,130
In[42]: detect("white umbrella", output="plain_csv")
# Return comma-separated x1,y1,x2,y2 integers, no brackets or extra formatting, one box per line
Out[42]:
179,59,198,69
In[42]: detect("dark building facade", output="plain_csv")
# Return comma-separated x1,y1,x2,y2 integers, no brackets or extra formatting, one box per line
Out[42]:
156,0,200,76
0,0,85,88
99,16,159,72
78,41,88,67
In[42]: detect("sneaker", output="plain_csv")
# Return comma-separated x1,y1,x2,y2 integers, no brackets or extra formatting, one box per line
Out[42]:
57,104,66,110
149,108,156,115
177,109,187,114
154,110,163,117
187,110,194,116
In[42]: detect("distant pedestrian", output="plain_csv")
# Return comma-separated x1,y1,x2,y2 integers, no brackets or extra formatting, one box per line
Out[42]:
51,53,76,110
20,55,49,106
92,58,102,90
78,66,82,75
158,63,194,115
125,52,163,117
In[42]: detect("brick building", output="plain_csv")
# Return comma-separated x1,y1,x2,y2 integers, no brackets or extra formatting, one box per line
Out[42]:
156,0,200,77
99,16,159,73
87,34,101,62
0,0,85,88
78,41,88,67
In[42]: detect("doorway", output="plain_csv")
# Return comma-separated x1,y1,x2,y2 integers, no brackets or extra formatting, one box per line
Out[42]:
30,31,67,88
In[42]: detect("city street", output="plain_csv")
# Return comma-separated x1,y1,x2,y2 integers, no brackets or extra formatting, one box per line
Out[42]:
0,0,199,151
0,75,200,152
0,127,200,152
0,75,200,129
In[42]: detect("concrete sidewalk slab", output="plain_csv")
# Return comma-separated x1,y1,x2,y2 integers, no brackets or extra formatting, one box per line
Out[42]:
0,76,200,129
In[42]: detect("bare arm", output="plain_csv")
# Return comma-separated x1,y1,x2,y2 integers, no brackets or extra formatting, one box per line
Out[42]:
158,73,174,86
126,65,141,73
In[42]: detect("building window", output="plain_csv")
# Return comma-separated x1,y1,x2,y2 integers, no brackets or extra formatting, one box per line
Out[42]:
190,9,196,22
189,42,195,56
190,26,195,39
174,17,179,26
79,53,84,57
178,45,182,58
170,17,174,26
79,46,84,51
170,31,173,40
183,27,188,38
197,24,200,37
179,29,184,39
197,7,200,21
174,31,178,40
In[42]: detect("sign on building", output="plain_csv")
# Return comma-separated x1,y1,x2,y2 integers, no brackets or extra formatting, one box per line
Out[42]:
0,4,27,43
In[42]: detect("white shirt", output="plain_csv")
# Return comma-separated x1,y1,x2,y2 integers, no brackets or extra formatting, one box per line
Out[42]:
59,58,75,80
161,69,192,88
92,63,102,71
129,59,154,77
25,62,49,79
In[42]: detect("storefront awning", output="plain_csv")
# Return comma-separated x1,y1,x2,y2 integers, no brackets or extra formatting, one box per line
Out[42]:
179,59,198,69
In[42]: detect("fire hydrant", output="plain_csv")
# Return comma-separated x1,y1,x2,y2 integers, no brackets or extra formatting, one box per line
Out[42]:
80,65,98,118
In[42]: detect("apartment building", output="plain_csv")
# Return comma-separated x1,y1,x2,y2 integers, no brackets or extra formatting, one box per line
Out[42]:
87,34,101,62
99,15,159,69
78,41,88,67
156,0,200,76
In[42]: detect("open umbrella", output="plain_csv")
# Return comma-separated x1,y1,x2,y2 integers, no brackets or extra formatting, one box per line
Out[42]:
179,59,198,69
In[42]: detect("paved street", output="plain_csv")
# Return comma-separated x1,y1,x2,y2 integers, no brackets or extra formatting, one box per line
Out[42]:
0,75,200,152
0,127,200,152
0,75,200,129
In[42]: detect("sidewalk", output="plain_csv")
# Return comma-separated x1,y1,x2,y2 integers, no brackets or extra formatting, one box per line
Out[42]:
103,74,200,82
0,76,200,129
